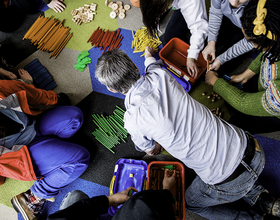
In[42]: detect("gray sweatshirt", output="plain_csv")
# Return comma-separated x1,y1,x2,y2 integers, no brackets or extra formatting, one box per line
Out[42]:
208,0,254,64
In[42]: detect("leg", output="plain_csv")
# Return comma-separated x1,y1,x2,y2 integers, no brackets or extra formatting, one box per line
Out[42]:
28,137,90,198
11,135,89,219
185,142,266,220
164,10,190,45
36,106,84,138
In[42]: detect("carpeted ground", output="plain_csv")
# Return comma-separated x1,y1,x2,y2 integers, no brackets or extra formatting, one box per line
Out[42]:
1,1,280,220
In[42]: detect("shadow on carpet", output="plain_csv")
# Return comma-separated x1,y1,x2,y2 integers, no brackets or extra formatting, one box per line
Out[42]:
0,11,43,67
69,91,146,187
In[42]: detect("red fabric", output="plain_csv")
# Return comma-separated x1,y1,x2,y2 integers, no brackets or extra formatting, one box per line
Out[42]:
0,145,37,185
0,80,58,115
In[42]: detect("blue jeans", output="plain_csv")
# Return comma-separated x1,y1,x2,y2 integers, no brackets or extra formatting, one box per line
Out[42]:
185,140,266,220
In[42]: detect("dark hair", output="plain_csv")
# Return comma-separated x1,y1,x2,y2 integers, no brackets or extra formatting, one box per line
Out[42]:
95,50,140,94
241,0,280,63
140,0,173,36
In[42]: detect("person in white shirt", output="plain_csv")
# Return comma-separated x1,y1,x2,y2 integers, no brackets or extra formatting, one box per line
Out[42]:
95,47,280,219
140,0,208,78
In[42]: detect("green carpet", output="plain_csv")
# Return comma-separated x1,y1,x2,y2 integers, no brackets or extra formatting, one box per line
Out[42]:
189,80,231,121
44,0,119,51
0,178,34,208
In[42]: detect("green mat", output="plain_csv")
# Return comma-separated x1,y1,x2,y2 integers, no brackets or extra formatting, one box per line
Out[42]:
45,0,119,51
0,178,34,208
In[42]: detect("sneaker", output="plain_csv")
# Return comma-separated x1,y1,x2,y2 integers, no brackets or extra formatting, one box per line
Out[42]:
272,199,280,217
11,190,45,220
258,192,280,217
57,93,71,106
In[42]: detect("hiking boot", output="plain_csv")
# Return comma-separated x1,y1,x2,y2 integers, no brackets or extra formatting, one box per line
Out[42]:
11,190,45,220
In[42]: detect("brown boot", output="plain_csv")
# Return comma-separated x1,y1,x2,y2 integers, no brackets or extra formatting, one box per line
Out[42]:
11,190,45,220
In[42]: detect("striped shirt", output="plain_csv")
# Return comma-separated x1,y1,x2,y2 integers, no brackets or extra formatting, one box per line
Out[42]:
213,52,280,118
208,0,254,64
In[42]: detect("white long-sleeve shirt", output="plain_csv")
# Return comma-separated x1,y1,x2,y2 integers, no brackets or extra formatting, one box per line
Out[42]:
124,58,247,184
172,0,208,60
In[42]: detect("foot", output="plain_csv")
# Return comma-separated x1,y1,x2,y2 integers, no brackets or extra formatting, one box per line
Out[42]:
18,68,33,83
258,192,280,217
57,93,71,106
11,190,45,220
272,199,280,217
0,67,17,80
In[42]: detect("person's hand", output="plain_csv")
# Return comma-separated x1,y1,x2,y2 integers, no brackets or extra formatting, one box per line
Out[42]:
47,0,66,13
202,41,216,62
145,142,163,156
205,70,219,86
0,68,17,80
144,46,155,59
162,169,176,193
186,59,199,78
229,68,256,85
229,75,248,84
209,59,221,71
107,187,138,207
18,68,33,82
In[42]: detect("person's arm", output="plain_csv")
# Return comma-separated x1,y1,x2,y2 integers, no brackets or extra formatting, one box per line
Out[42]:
176,0,208,60
205,52,280,117
247,51,263,74
144,46,157,67
215,38,254,66
230,68,256,85
205,68,273,116
125,126,157,154
47,195,109,220
0,80,58,107
202,0,223,62
213,78,279,116
207,1,223,43
162,169,176,196
0,68,17,80
47,188,138,220
145,142,163,156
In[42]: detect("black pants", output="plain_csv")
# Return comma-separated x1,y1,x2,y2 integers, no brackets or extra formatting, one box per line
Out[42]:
214,16,253,76
0,0,38,32
163,9,191,45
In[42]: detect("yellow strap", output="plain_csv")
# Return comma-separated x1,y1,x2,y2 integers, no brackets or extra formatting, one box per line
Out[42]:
253,0,274,40
110,176,116,195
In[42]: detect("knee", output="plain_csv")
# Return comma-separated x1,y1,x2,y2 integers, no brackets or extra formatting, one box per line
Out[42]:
38,106,84,138
76,145,90,165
